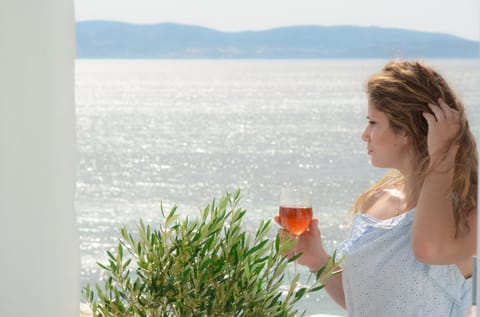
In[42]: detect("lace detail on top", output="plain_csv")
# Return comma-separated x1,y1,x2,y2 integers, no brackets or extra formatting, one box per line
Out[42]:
339,209,471,317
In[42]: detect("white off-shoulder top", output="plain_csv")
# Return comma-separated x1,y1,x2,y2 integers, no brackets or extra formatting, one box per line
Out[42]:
339,209,471,317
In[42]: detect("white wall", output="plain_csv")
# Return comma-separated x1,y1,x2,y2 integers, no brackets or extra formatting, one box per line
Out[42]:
0,1,79,316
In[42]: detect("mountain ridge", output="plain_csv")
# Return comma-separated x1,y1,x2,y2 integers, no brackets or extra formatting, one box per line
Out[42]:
76,21,480,59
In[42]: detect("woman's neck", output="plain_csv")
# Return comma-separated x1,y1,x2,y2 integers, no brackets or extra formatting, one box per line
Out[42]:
399,172,418,212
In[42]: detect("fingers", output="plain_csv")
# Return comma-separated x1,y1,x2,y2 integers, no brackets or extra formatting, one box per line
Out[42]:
309,219,319,233
278,227,294,240
427,102,443,122
438,98,460,121
423,98,462,158
422,111,436,125
437,98,450,113
274,215,280,225
426,98,459,123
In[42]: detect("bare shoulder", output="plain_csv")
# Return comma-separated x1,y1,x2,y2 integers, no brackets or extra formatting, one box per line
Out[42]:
361,187,403,220
360,189,384,213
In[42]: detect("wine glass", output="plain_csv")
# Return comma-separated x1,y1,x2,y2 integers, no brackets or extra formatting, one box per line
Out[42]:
279,187,313,281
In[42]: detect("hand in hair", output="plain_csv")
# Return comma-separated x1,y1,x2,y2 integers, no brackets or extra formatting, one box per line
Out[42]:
422,98,461,168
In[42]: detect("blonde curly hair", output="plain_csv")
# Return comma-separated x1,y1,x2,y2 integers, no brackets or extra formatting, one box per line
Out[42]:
353,60,477,237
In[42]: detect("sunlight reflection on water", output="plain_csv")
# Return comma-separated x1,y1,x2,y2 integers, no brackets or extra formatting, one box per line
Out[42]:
75,59,480,315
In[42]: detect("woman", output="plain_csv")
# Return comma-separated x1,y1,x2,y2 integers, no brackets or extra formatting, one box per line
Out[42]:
278,60,477,316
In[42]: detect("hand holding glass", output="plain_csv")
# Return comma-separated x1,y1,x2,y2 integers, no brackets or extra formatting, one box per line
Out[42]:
279,187,313,282
279,188,313,236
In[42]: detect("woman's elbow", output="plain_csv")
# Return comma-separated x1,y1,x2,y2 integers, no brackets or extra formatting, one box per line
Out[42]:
412,239,442,264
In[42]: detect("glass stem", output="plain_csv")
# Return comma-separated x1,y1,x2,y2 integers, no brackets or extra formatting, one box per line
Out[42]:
294,234,298,277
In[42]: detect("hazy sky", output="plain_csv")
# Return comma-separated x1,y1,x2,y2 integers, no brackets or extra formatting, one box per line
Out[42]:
74,0,480,41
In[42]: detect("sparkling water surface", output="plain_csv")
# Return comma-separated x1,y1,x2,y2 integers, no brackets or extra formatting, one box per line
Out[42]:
76,59,480,315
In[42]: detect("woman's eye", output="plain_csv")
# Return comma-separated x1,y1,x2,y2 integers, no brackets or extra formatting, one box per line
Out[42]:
368,121,376,125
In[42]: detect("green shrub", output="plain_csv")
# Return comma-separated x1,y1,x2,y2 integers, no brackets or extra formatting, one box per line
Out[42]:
83,190,339,316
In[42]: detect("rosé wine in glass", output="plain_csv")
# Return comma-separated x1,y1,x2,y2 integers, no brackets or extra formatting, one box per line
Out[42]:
279,187,313,236
278,187,313,288
279,206,313,235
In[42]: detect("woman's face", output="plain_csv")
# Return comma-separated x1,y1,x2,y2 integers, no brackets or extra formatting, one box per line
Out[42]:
361,99,410,171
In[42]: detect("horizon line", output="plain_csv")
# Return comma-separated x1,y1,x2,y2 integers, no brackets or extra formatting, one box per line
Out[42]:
75,19,479,42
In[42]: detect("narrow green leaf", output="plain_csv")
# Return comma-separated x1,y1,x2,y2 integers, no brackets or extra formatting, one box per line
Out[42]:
84,190,318,316
247,239,269,256
118,243,123,260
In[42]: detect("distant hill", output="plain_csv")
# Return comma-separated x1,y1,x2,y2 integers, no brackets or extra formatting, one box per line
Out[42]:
76,21,480,59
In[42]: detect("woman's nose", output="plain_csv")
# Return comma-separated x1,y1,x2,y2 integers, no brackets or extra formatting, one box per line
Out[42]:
361,126,369,142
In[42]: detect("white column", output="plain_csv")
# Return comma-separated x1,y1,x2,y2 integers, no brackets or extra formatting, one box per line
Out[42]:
0,1,79,316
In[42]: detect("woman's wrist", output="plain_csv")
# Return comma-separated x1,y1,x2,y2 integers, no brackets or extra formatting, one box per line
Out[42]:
307,249,331,272
427,145,458,174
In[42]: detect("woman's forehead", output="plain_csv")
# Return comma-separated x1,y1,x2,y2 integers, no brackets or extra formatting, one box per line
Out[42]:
367,99,383,117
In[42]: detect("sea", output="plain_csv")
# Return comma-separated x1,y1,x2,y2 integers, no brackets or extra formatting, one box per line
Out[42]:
75,58,480,316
